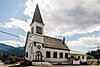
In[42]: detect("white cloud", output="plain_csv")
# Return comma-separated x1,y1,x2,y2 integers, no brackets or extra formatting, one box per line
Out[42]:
1,0,100,37
19,35,26,44
67,36,100,48
23,0,100,36
1,18,30,32
0,0,100,52
0,40,19,47
0,37,26,47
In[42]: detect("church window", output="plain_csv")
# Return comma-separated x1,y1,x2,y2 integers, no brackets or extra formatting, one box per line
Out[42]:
78,56,80,59
36,26,42,34
26,52,28,57
82,56,84,59
59,52,63,58
71,56,74,58
46,51,50,58
37,45,41,49
53,52,57,58
31,27,34,34
34,42,36,46
42,44,44,47
31,45,33,53
65,53,68,58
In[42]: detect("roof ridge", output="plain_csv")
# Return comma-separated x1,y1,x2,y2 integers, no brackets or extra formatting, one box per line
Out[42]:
44,35,63,41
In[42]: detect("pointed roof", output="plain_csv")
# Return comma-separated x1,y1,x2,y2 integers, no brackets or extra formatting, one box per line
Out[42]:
30,4,44,25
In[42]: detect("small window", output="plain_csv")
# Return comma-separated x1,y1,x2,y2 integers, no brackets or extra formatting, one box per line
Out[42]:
59,52,63,58
46,51,50,58
26,52,28,57
31,27,34,34
65,53,68,58
82,56,84,59
78,56,80,59
53,52,57,58
36,26,42,34
34,42,36,46
31,45,33,53
71,56,74,58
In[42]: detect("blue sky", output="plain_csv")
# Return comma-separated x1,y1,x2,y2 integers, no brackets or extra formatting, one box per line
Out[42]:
0,0,100,53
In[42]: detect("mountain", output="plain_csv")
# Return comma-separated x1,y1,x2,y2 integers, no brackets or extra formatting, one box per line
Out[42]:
0,43,24,56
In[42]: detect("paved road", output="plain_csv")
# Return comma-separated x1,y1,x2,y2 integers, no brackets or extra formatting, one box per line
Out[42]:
0,61,5,67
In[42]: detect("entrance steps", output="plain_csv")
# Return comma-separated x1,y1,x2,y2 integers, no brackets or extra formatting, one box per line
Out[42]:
32,61,53,66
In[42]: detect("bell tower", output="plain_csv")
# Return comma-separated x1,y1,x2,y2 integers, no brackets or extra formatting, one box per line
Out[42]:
30,4,44,43
29,4,44,61
30,4,44,36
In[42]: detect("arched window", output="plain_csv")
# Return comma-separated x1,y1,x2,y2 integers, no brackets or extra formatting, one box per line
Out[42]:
31,44,33,53
78,56,80,59
65,53,68,58
26,52,28,57
53,52,57,58
46,51,50,58
82,56,84,59
71,56,74,58
36,26,42,34
59,52,63,58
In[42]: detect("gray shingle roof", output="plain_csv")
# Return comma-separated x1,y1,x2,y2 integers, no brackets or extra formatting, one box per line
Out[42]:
25,33,70,51
30,4,44,25
25,32,30,49
43,36,70,51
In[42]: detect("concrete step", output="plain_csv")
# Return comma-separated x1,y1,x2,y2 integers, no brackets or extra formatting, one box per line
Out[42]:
32,61,53,66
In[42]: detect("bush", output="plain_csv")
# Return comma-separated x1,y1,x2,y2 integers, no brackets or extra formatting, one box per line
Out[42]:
2,55,18,64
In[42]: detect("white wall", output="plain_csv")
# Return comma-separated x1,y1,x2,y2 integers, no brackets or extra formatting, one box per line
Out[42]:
30,34,43,43
31,21,44,35
26,21,71,62
25,37,31,61
43,48,70,62
71,54,87,62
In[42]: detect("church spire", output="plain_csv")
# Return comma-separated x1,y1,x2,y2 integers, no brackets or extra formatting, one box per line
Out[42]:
30,4,44,25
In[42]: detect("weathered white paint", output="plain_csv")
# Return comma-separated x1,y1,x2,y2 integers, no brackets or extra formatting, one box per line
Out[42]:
25,19,71,63
43,48,70,62
31,21,44,35
71,54,87,62
73,59,80,64
26,41,70,62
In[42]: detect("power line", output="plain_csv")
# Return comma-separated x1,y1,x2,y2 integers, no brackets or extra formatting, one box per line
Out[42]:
0,30,19,37
0,30,25,47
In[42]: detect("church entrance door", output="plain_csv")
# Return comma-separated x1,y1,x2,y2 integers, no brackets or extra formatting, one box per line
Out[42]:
36,51,42,61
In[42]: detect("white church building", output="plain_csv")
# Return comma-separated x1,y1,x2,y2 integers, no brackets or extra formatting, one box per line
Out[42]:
25,4,87,64
25,4,71,64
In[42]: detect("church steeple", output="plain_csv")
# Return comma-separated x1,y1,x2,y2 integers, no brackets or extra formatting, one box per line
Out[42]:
30,4,44,35
30,4,44,26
